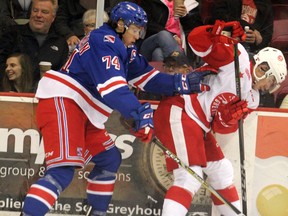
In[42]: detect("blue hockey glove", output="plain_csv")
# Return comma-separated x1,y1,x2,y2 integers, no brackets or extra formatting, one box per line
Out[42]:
130,103,154,143
174,67,216,94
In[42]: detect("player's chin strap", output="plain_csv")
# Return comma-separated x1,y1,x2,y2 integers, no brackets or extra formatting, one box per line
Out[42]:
115,29,125,39
152,136,246,216
114,25,127,40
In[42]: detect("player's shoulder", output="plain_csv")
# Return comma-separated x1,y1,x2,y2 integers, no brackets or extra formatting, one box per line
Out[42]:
89,28,125,52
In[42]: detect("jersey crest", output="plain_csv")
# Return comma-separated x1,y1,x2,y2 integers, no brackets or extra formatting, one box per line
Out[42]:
104,35,116,43
210,92,237,116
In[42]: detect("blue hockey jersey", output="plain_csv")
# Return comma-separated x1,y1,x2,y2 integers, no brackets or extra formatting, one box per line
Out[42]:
35,24,175,128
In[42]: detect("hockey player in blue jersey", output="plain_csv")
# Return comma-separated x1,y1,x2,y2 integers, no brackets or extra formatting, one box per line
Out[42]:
21,2,214,216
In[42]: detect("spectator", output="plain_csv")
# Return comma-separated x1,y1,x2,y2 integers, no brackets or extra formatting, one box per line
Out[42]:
0,0,32,37
104,0,137,13
1,53,34,93
65,8,109,56
82,9,109,36
54,0,112,51
163,51,192,74
53,0,86,49
0,0,69,88
138,0,186,62
139,0,202,64
210,0,274,54
79,0,124,11
0,0,32,25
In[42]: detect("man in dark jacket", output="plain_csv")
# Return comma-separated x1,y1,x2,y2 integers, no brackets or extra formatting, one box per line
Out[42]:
53,0,134,51
0,0,32,25
0,0,68,87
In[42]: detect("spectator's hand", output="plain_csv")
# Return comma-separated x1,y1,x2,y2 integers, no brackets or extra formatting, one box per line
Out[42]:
173,35,182,45
254,29,263,45
130,103,154,143
245,29,256,44
174,5,187,17
174,71,211,94
245,29,262,45
67,35,80,46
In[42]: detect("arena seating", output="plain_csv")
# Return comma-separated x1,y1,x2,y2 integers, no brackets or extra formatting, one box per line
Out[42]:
270,3,288,104
270,4,288,50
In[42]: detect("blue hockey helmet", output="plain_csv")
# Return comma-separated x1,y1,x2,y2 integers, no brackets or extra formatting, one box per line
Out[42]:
110,1,148,28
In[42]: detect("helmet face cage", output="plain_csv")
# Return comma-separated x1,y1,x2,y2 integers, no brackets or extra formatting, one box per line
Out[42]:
253,47,287,93
110,2,148,29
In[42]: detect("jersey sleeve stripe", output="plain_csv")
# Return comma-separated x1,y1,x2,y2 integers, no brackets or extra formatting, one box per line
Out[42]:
97,77,128,97
129,69,159,90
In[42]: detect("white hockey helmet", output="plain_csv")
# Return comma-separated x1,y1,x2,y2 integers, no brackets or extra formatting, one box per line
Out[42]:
253,47,287,93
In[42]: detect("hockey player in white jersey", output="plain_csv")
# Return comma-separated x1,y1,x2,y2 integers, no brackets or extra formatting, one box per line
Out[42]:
154,20,287,216
20,2,215,216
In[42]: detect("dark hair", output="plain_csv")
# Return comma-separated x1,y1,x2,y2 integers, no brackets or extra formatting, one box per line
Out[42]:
163,51,190,67
2,53,34,93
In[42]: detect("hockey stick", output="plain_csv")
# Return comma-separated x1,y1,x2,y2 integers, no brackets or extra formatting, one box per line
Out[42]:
233,43,247,215
120,114,246,215
152,136,246,216
86,206,92,216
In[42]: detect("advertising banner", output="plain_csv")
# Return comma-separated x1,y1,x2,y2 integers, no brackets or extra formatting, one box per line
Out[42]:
0,94,211,216
1,94,288,216
215,110,288,216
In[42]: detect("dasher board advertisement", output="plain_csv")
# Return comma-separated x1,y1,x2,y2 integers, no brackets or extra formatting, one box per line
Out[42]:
0,94,287,215
0,94,211,216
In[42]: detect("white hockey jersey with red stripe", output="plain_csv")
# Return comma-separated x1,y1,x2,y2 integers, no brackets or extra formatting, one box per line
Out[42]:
185,25,259,132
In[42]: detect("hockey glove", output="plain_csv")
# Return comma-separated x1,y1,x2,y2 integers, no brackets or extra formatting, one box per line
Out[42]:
210,20,246,44
174,66,217,94
212,98,250,134
130,103,154,143
174,72,209,94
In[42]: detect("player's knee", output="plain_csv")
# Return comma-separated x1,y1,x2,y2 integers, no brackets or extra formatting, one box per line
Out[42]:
89,147,121,180
173,166,203,195
45,166,75,191
206,158,234,189
91,147,121,172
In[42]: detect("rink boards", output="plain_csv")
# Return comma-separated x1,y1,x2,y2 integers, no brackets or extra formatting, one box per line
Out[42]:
0,93,287,216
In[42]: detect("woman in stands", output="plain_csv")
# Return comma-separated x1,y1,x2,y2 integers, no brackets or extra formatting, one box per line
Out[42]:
2,53,34,93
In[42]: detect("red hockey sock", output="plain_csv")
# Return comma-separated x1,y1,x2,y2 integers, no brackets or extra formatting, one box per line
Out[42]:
211,185,239,205
165,186,192,209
